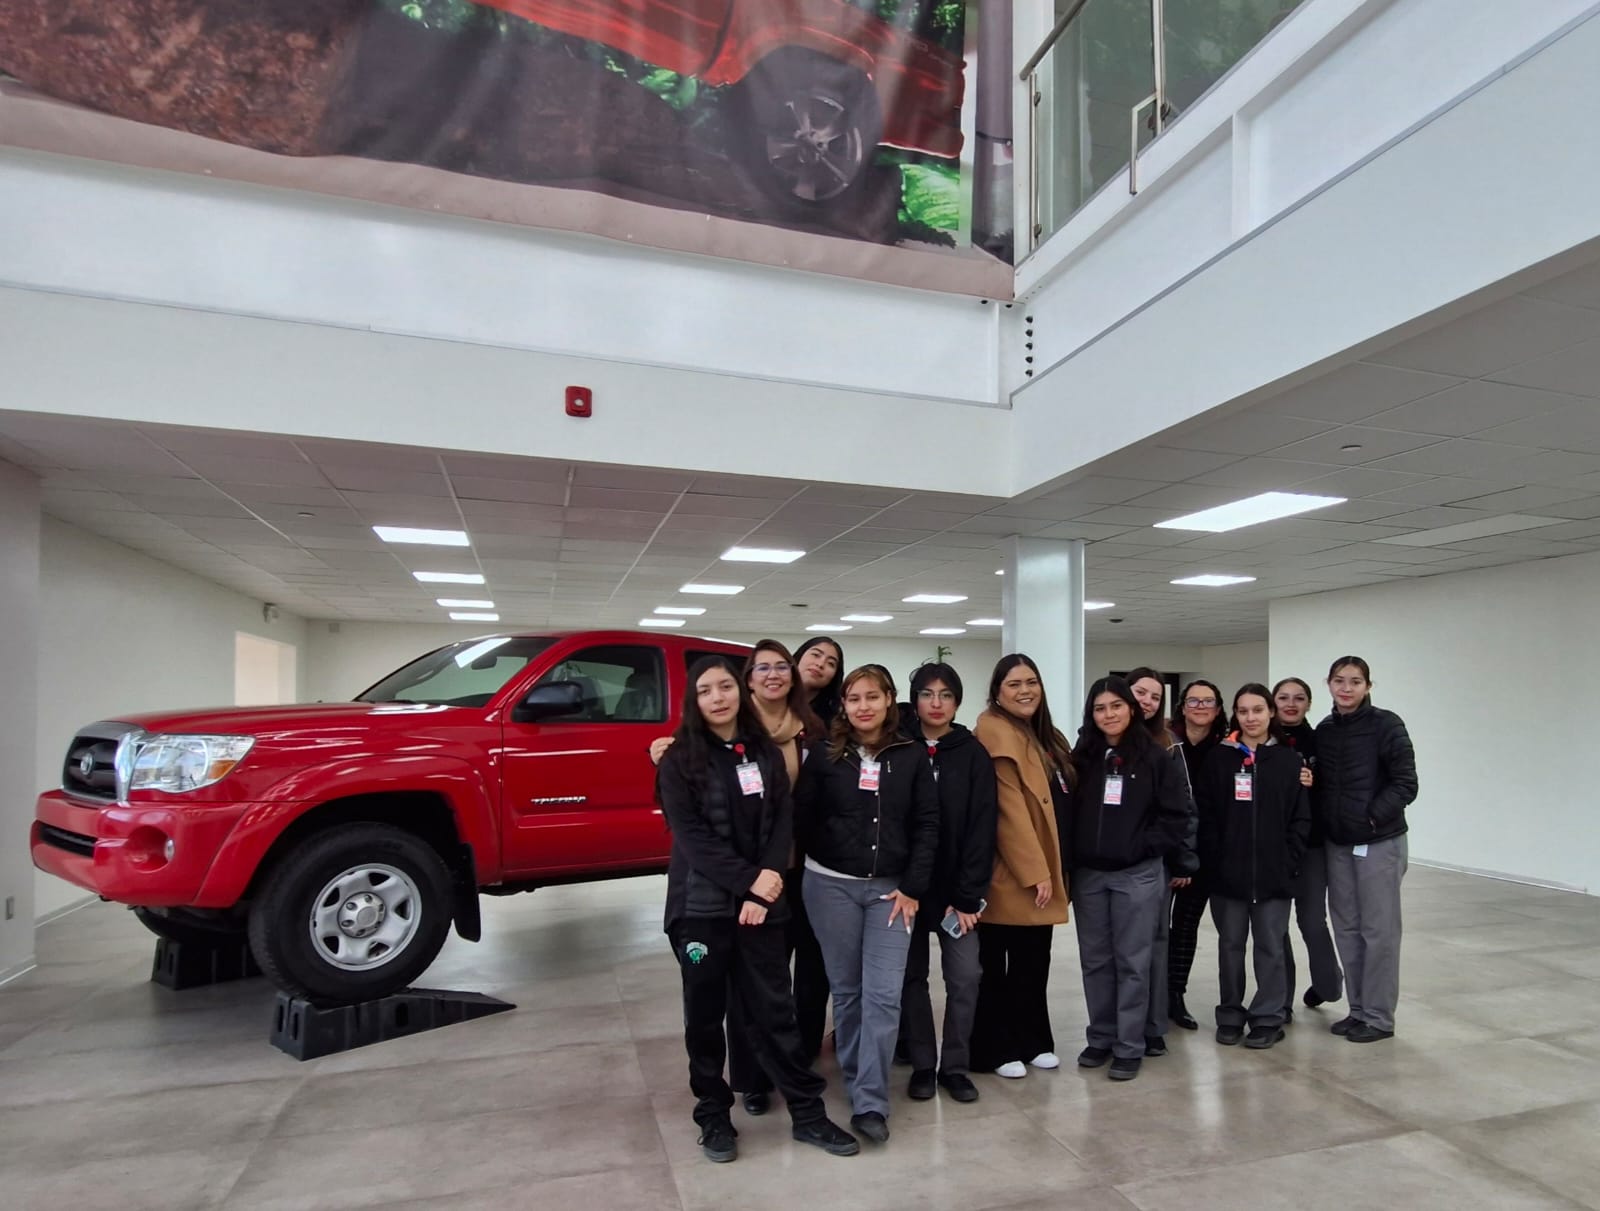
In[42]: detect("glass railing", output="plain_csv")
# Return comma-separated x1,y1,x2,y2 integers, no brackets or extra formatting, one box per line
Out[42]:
1024,0,1306,250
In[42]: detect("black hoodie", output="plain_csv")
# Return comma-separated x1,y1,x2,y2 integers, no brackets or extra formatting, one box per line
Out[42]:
1279,720,1323,847
1069,738,1191,873
906,723,999,920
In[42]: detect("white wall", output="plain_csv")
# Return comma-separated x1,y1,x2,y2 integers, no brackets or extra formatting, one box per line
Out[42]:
33,518,308,919
1270,551,1600,894
0,462,41,977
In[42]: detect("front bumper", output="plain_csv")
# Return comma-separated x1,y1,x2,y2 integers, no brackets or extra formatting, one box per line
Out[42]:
33,790,250,907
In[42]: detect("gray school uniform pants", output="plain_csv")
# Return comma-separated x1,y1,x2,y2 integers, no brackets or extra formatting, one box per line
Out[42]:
1072,857,1165,1060
1325,835,1408,1033
1283,844,1344,1009
1210,896,1292,1029
1145,879,1174,1039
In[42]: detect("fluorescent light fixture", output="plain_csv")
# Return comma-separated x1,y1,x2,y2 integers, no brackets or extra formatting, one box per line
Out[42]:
1155,491,1347,533
680,583,744,595
654,606,706,616
920,627,967,636
1171,574,1257,587
374,525,470,546
721,546,805,564
1084,601,1116,611
840,613,893,623
640,618,685,628
449,611,499,622
1376,513,1562,548
966,618,1003,626
995,569,1004,575
807,623,851,632
414,571,486,585
903,593,968,604
436,598,494,609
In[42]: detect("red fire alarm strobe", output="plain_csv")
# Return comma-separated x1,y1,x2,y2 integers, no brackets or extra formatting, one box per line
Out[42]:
565,386,593,418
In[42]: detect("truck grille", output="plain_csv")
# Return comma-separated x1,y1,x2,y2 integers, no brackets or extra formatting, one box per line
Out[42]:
61,722,143,803
40,824,96,858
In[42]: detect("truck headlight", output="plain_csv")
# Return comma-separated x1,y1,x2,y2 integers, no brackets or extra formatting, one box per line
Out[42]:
128,735,255,793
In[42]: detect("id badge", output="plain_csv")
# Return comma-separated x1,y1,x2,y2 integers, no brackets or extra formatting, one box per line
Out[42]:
1056,769,1069,794
1103,774,1124,805
1234,772,1253,801
736,761,764,797
858,759,881,792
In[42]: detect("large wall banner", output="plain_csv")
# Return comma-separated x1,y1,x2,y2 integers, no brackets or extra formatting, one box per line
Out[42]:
0,1,1013,293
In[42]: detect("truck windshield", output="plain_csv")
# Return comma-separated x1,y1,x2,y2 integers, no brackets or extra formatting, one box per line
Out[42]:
356,636,556,707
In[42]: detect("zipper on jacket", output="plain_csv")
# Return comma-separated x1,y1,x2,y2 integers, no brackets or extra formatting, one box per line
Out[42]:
1248,751,1258,904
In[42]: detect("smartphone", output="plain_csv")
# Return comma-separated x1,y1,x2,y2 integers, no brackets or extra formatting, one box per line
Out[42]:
941,898,987,938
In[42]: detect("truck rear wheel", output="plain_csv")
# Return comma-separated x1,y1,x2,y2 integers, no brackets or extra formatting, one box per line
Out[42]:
248,823,454,1005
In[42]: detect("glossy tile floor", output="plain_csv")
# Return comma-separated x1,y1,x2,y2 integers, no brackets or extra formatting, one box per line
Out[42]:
3,865,1599,1210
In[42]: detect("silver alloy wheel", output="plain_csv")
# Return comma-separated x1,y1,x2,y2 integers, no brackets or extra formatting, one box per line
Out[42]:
764,93,865,202
308,863,421,971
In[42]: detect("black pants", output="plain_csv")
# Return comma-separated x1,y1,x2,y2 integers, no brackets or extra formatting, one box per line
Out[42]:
1167,875,1210,998
669,917,826,1128
969,923,1055,1070
729,866,829,1094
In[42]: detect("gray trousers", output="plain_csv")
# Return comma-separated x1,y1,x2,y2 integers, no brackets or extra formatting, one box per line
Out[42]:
1325,835,1408,1032
1072,858,1165,1060
1145,880,1174,1039
1211,896,1292,1029
1284,845,1344,1008
803,871,912,1118
900,919,981,1076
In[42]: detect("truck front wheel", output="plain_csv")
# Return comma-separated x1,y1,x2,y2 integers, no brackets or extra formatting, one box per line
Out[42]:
248,823,454,1005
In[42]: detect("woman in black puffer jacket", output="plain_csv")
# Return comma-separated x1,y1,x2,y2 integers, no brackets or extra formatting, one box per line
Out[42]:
1314,656,1418,1045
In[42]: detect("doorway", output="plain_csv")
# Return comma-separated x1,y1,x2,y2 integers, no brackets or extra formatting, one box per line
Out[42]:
235,632,298,705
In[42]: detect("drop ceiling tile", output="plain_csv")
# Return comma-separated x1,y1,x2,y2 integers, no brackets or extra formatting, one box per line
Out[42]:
1532,496,1600,520
441,453,570,480
1366,439,1544,476
573,466,695,492
1187,459,1340,491
450,476,569,505
1163,414,1337,456
1364,380,1584,439
1369,296,1600,378
1033,477,1172,508
686,474,800,499
1489,337,1600,398
1125,484,1262,513
176,455,331,487
1256,362,1460,424
1446,485,1591,513
1470,406,1600,454
300,440,448,473
1269,426,1446,465
1090,447,1239,482
149,431,306,461
1524,260,1600,311
1034,521,1136,541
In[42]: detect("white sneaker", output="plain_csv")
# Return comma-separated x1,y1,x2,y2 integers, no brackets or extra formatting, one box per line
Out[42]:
994,1061,1027,1079
1029,1051,1061,1070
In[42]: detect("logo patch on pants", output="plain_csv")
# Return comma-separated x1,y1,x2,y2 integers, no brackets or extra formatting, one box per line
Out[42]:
684,941,709,964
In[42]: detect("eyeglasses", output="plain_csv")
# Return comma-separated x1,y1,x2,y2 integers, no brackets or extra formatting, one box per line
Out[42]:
751,662,791,676
917,689,957,703
1184,698,1219,709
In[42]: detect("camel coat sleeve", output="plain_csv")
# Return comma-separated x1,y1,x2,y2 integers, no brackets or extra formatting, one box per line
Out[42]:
974,710,1068,927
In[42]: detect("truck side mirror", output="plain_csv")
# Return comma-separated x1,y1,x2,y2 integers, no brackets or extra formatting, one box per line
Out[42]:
514,681,585,723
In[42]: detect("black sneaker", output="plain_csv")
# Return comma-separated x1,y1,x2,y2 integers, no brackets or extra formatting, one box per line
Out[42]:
907,1069,937,1101
1303,989,1327,1009
938,1072,980,1103
1282,1007,1295,1026
792,1118,859,1156
1168,995,1199,1031
1346,1022,1395,1044
850,1111,889,1143
698,1120,738,1163
1215,1024,1244,1046
742,1091,770,1116
1144,1035,1168,1057
1244,1025,1285,1049
1108,1056,1141,1081
1330,1015,1359,1036
1077,1045,1112,1068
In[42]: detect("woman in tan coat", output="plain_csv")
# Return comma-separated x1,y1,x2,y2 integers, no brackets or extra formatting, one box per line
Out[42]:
968,654,1075,1079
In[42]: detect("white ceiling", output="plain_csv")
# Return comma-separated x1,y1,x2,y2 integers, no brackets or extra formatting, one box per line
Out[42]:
6,260,1600,645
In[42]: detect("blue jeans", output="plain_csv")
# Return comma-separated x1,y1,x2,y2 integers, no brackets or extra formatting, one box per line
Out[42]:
802,871,912,1118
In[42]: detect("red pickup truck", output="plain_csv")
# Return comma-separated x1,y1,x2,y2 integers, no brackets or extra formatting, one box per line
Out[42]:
478,0,965,204
33,630,748,1004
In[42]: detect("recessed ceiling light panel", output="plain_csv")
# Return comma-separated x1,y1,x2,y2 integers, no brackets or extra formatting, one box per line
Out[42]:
414,571,486,585
436,598,494,608
1155,492,1346,533
1171,574,1257,587
1084,601,1116,610
966,618,1003,626
374,526,470,546
840,613,894,623
807,623,852,631
448,612,499,621
920,627,967,636
903,594,968,604
654,606,706,616
640,618,685,628
680,583,744,595
721,546,805,563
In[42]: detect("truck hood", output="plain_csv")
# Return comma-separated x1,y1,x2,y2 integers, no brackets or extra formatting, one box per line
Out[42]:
109,701,470,736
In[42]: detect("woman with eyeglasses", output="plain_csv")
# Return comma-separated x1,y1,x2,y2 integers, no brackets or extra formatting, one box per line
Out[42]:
658,655,859,1162
968,654,1074,1081
1194,683,1311,1050
1273,677,1343,1020
1069,677,1190,1081
1316,657,1418,1043
794,666,938,1144
1167,679,1227,1030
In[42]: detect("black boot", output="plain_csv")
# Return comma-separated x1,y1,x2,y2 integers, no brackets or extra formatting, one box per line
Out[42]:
1169,994,1198,1031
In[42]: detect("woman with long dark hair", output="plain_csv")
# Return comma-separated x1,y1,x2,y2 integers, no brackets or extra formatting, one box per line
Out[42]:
1167,678,1227,1031
968,654,1073,1079
658,656,858,1162
1316,657,1417,1043
795,666,938,1144
794,635,846,728
1194,683,1310,1050
1069,677,1190,1081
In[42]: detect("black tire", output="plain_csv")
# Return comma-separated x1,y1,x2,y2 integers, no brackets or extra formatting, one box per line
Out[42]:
247,823,454,1005
133,906,248,948
731,50,883,210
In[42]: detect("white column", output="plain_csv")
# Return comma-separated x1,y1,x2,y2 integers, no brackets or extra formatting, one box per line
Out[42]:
0,459,40,979
1001,536,1085,718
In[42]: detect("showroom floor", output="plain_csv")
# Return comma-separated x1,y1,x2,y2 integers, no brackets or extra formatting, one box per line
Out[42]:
3,865,1599,1211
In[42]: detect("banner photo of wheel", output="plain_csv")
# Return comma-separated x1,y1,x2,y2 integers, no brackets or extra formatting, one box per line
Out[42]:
0,1,1012,286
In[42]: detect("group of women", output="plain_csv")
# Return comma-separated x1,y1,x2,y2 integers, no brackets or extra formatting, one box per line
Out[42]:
655,636,1419,1163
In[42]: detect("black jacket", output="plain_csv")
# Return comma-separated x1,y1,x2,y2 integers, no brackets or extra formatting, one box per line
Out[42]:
659,734,792,931
1280,721,1324,846
1195,742,1311,902
909,724,998,919
794,735,939,899
1313,704,1418,846
1068,740,1191,873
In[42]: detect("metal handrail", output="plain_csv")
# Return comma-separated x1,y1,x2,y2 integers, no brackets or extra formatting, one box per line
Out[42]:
1018,0,1094,81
